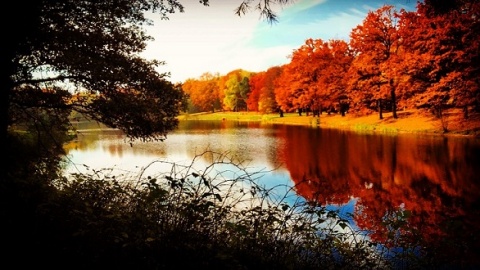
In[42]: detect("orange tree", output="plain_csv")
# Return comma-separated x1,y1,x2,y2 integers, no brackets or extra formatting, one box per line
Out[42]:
247,71,264,112
275,39,328,115
182,72,222,113
347,5,403,119
397,0,480,118
259,66,282,113
314,39,353,116
247,66,282,113
275,38,353,116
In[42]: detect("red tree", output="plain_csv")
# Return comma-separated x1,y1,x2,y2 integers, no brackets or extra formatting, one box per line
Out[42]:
348,5,402,118
398,1,480,118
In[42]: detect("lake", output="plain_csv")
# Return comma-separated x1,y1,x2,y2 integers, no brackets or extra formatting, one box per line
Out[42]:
64,119,480,266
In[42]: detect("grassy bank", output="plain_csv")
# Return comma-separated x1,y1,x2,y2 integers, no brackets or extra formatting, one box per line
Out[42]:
178,108,480,137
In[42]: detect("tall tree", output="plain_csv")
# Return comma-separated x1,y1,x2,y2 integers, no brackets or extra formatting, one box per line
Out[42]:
314,39,354,116
398,1,480,117
247,66,282,113
275,39,352,116
348,5,402,119
275,39,325,115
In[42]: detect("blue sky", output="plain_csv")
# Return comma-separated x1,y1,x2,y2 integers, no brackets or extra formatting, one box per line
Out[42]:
142,0,418,83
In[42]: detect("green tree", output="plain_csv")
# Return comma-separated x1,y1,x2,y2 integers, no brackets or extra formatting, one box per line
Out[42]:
223,69,252,111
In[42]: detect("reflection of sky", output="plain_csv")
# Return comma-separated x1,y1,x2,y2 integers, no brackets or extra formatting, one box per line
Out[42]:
64,123,358,223
326,197,356,220
64,121,480,266
64,123,290,186
71,124,268,161
63,123,404,264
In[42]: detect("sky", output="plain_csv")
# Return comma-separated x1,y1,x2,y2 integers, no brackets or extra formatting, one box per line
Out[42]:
142,0,419,83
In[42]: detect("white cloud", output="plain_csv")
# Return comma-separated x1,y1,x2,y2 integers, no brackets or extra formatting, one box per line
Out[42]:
141,1,263,82
140,0,416,83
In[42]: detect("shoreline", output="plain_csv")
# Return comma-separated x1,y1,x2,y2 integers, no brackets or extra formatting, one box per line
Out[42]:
178,109,480,138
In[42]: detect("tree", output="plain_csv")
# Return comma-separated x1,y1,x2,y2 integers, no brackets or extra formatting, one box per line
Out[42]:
398,1,480,118
313,39,353,116
274,65,295,113
275,39,352,116
247,67,282,113
247,72,265,112
259,66,282,113
2,0,193,149
2,0,296,149
348,5,402,119
222,69,252,111
275,39,324,115
182,73,222,113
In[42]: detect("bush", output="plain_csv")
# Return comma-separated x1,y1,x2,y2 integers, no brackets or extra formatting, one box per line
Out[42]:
3,150,437,269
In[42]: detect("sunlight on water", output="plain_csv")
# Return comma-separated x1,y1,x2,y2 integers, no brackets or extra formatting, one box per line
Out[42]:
64,122,294,194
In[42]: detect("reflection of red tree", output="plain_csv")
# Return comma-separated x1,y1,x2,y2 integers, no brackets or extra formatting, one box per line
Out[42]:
278,126,480,262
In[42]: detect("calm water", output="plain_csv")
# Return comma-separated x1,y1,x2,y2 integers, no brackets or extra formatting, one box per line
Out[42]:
64,120,480,265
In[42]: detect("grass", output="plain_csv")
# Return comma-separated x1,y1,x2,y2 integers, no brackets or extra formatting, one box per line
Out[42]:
178,108,480,137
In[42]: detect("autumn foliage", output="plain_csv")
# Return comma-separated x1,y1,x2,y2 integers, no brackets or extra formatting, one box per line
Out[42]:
181,2,479,120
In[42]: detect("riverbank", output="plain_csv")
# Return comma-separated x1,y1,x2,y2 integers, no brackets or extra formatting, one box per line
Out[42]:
178,108,480,137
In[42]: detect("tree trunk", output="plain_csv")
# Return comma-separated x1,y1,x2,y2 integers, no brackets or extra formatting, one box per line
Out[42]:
463,105,469,119
390,79,398,119
378,99,383,120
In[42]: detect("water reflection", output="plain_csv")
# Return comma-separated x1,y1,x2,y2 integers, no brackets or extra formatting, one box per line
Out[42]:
65,120,480,265
64,121,294,199
279,126,480,265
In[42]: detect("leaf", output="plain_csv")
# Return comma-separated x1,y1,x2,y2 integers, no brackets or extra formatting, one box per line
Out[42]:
202,178,210,188
201,192,213,198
